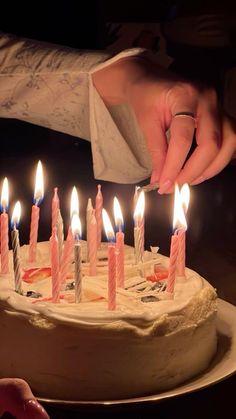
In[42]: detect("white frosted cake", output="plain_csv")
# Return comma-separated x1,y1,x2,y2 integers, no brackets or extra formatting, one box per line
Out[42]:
0,241,217,401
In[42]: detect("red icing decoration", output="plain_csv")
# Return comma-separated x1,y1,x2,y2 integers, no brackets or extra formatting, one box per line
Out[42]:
22,267,51,283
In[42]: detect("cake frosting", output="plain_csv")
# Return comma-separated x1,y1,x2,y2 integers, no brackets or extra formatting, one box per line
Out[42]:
0,241,217,401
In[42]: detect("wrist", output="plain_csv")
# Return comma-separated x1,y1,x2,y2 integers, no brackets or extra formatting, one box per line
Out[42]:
92,57,148,105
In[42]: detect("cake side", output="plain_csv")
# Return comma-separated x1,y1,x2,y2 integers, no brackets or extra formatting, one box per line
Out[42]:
0,241,217,400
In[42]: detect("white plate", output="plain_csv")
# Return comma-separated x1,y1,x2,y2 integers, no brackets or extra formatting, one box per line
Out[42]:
39,298,236,407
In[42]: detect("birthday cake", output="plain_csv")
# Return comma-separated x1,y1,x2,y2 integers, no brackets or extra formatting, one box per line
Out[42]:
0,241,217,401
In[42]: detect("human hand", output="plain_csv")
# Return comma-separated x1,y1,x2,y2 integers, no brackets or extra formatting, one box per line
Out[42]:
93,56,236,192
0,378,49,419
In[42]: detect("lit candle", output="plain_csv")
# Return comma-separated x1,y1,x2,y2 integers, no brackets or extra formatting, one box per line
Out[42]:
1,177,9,274
88,209,97,276
50,226,60,302
133,190,145,264
166,185,186,295
11,201,22,294
51,187,60,231
177,184,190,277
102,208,116,310
28,161,44,262
71,213,82,303
86,198,93,262
95,184,103,249
113,197,125,288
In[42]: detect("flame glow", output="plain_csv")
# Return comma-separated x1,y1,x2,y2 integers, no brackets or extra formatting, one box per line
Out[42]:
133,190,145,226
34,161,44,204
113,197,124,231
180,183,190,214
102,208,115,242
11,201,21,228
70,186,79,219
1,177,9,211
71,213,82,240
173,184,187,231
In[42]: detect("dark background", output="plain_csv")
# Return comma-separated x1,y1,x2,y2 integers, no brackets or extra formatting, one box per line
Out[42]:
1,1,236,418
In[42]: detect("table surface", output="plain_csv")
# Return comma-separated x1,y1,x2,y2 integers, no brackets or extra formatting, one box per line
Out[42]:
1,120,236,419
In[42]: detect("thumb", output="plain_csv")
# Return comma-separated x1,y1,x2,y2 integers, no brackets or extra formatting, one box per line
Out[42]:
0,378,49,419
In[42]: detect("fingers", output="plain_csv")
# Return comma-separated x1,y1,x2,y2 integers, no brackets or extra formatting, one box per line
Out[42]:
0,378,49,419
191,116,236,184
176,108,221,185
158,114,196,193
137,109,168,183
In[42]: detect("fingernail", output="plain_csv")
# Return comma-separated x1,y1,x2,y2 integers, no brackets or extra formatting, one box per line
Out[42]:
158,180,172,194
24,399,50,419
191,176,205,186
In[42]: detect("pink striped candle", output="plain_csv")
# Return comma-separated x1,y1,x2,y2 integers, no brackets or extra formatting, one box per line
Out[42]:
59,226,74,286
95,184,103,249
88,209,97,276
113,197,124,288
177,229,186,277
50,226,60,302
115,231,124,288
167,184,189,294
166,232,179,294
0,178,9,274
86,198,93,262
108,243,116,310
29,204,40,263
102,208,116,310
52,187,60,231
28,161,44,263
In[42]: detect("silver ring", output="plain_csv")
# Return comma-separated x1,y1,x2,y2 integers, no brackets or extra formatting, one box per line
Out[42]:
173,112,195,119
173,112,197,126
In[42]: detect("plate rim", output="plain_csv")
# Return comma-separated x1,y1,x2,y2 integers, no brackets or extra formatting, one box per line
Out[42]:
38,298,236,407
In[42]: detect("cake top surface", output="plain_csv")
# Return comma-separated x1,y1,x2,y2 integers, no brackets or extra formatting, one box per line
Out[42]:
0,241,216,330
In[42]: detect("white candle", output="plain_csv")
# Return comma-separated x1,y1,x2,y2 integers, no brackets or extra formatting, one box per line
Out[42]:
95,184,103,248
11,201,22,294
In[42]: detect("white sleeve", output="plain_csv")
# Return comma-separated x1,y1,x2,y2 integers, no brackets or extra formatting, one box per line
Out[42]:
0,33,151,183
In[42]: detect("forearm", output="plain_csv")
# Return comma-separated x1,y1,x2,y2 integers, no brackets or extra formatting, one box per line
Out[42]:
0,32,110,139
0,34,152,183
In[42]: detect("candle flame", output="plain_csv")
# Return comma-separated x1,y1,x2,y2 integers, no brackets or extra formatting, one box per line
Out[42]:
180,183,190,214
11,201,21,229
34,161,44,205
102,208,115,242
133,190,145,226
70,186,79,219
1,177,9,211
173,184,187,231
71,213,82,240
113,197,124,231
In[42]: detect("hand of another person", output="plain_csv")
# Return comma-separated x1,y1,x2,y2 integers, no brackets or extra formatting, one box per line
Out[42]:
0,378,49,419
93,56,236,192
